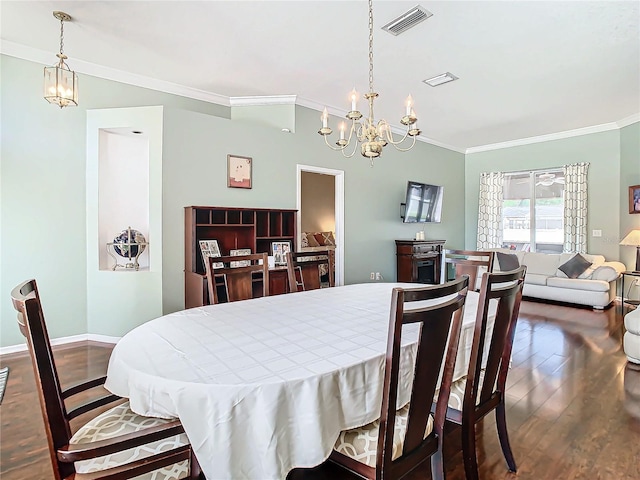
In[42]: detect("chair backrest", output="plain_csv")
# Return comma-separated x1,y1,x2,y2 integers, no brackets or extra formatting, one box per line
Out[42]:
459,266,526,422
376,276,469,475
285,250,334,292
11,279,74,480
443,249,495,290
205,253,269,304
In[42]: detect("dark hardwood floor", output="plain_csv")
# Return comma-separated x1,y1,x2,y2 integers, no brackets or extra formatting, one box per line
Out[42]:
1,300,638,480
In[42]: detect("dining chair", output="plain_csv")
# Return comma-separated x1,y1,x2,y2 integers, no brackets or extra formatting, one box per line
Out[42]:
443,249,495,291
440,266,526,480
11,279,201,480
204,252,269,304
285,250,334,292
330,276,470,480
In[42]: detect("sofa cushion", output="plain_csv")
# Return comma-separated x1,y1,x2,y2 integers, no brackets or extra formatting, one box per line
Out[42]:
524,273,549,286
546,277,610,292
558,254,592,279
496,252,520,271
521,252,561,276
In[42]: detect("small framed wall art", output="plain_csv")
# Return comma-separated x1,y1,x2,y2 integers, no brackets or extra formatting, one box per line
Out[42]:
227,154,252,189
630,185,640,214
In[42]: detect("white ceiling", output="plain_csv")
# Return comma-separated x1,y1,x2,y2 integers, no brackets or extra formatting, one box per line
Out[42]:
2,1,639,151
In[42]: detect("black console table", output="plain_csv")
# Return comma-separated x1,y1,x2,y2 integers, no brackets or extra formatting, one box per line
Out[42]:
395,240,445,285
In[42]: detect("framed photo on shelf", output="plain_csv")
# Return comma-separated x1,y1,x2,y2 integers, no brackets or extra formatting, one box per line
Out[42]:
630,185,640,214
230,248,252,267
271,241,292,266
199,239,223,268
227,154,252,189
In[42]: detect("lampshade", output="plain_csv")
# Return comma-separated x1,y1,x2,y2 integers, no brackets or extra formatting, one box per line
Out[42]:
620,229,640,272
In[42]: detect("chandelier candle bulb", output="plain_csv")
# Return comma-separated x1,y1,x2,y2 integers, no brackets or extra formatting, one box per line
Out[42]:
339,122,346,140
351,89,358,111
322,108,328,128
406,95,413,116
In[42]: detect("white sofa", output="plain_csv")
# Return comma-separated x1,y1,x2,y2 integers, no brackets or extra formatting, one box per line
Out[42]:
487,248,625,309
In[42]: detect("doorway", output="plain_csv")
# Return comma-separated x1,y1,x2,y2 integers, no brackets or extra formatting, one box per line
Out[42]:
296,165,345,286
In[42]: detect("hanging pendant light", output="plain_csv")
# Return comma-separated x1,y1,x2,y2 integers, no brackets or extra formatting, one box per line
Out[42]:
318,0,420,165
43,11,78,108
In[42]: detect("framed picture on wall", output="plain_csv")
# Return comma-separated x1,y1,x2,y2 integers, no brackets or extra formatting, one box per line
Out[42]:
630,185,640,214
271,241,292,266
227,155,252,189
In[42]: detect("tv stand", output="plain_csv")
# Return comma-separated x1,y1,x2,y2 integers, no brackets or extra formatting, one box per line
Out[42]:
395,239,445,284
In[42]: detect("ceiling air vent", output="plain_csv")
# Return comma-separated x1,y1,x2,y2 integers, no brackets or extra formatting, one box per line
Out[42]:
382,5,433,36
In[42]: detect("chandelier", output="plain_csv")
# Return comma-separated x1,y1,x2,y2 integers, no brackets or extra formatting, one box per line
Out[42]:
43,11,78,108
318,0,420,164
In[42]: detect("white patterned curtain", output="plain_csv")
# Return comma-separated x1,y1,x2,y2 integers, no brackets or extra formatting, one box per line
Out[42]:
563,162,589,253
477,172,505,250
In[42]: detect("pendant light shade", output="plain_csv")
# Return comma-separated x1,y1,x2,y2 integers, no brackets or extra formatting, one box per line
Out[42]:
43,11,78,108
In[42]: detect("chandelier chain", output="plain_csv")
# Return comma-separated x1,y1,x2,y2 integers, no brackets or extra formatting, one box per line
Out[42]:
368,0,374,93
59,16,65,56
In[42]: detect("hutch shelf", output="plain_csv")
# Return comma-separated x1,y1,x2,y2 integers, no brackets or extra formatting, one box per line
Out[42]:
185,206,297,308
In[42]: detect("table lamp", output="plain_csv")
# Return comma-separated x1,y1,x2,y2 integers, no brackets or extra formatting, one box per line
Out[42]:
620,229,640,272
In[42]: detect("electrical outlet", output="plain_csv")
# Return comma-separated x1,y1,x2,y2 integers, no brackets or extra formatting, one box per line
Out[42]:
370,272,375,280
592,229,602,237
375,272,382,280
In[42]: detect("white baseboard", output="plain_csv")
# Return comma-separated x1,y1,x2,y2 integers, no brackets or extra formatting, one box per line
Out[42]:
0,334,119,356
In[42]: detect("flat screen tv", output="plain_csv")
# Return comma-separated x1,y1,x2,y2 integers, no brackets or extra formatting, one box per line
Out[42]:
402,181,444,223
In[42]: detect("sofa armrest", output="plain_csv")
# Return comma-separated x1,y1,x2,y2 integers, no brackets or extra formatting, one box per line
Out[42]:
591,261,625,282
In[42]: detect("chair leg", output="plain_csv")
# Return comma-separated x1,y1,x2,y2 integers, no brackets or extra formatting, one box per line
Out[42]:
461,421,480,480
496,400,517,472
430,446,445,480
190,449,203,479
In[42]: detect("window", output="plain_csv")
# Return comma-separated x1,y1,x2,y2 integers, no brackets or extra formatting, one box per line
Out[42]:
502,170,565,253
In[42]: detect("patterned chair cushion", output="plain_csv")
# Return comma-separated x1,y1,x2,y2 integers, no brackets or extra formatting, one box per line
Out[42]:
333,404,434,468
440,370,489,410
70,401,189,480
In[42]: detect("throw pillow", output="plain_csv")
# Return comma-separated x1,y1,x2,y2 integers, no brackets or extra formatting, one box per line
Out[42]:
300,234,309,248
558,253,592,279
496,252,520,271
305,233,320,247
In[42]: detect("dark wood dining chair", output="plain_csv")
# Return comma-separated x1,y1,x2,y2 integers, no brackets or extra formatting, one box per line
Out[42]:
10,279,201,480
440,266,526,480
285,250,334,292
204,252,269,304
329,276,470,480
443,249,495,291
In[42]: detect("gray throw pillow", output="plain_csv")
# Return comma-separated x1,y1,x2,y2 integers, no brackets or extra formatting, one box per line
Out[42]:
496,252,520,271
558,253,592,279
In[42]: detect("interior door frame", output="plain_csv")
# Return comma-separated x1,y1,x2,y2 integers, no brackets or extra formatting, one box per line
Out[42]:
296,165,345,286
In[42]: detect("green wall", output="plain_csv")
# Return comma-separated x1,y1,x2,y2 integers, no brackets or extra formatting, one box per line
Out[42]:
620,122,640,269
1,55,466,347
464,130,623,260
0,55,226,347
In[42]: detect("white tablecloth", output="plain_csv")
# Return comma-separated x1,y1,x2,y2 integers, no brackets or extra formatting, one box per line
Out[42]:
105,283,493,480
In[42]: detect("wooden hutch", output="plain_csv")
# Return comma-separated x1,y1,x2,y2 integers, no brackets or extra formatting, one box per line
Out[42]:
185,206,296,308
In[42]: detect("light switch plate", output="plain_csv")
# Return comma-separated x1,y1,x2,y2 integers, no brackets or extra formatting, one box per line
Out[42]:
592,229,602,237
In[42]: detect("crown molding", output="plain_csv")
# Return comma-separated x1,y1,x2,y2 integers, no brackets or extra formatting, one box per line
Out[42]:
618,113,640,128
0,40,230,106
2,40,635,154
229,95,297,106
465,121,624,154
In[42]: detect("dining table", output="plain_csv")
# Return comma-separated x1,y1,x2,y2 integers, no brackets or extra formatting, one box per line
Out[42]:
105,282,495,480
